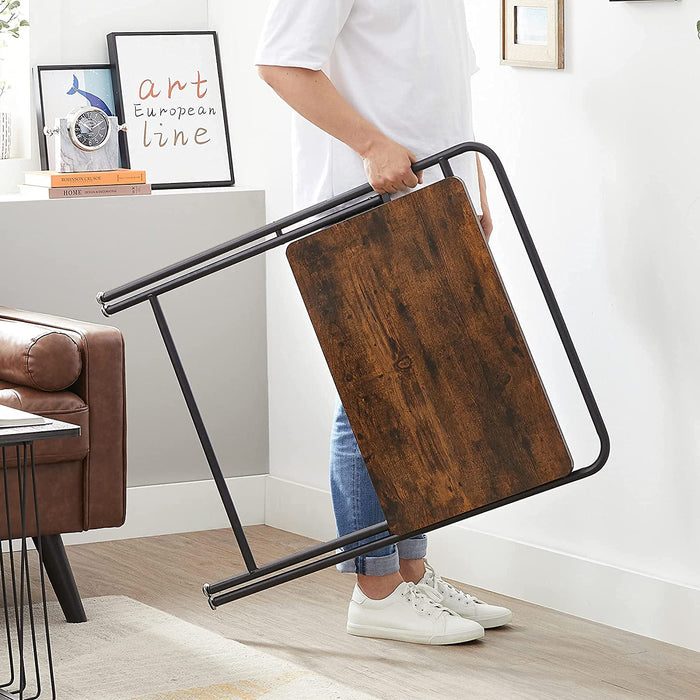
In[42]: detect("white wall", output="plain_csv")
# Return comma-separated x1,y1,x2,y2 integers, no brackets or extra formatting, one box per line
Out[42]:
207,0,318,491
464,0,700,590
208,2,293,220
241,0,700,645
206,4,301,490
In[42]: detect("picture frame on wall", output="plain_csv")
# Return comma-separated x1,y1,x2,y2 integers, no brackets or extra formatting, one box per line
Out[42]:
106,30,235,189
501,0,564,70
33,64,119,171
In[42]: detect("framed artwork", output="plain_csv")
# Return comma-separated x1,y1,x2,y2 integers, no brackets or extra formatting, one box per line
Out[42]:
501,0,564,70
106,31,234,189
33,64,119,171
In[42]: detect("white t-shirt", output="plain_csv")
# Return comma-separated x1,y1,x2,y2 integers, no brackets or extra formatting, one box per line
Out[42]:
256,0,481,215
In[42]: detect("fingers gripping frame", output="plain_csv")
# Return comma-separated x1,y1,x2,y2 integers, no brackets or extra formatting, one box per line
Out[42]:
97,143,610,608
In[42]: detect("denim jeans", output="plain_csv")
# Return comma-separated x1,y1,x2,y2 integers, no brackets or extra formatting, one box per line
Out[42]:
329,393,427,575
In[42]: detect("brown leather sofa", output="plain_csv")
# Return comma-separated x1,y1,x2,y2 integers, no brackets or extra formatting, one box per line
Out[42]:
0,307,126,622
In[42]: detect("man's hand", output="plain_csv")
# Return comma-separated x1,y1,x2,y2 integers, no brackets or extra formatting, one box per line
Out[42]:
258,66,424,196
361,136,423,195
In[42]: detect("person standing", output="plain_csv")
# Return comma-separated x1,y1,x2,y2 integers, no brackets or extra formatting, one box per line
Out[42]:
256,0,512,645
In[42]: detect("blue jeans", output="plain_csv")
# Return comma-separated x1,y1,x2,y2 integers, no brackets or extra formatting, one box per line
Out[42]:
329,394,427,575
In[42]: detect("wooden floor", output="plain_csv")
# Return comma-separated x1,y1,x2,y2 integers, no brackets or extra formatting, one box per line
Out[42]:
47,526,700,699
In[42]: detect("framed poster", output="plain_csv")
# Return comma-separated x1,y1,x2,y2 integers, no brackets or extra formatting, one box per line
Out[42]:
501,0,564,69
107,31,234,189
33,64,118,171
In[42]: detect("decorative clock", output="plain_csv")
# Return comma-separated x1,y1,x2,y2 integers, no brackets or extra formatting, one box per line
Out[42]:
44,105,127,173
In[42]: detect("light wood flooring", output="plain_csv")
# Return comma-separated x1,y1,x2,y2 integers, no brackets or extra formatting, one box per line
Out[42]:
46,526,700,699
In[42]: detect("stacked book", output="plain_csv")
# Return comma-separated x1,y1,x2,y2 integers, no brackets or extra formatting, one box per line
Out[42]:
19,168,150,199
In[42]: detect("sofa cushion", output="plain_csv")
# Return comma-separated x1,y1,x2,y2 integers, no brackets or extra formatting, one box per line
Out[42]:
0,382,89,464
0,320,82,391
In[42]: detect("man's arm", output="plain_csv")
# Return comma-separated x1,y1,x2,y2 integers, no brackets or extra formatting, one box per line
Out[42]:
258,65,422,194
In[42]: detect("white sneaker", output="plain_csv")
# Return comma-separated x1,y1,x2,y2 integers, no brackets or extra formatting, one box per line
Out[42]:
346,581,485,645
417,562,513,629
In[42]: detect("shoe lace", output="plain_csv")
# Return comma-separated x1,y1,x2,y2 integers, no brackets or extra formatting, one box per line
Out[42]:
400,581,457,617
420,565,480,605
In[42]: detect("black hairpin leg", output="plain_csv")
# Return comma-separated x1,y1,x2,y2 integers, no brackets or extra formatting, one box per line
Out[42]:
0,443,56,700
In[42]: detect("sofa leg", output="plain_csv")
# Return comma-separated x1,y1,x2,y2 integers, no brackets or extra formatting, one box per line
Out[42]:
32,534,87,623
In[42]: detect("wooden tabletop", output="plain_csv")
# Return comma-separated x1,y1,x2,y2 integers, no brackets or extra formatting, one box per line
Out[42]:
288,177,572,535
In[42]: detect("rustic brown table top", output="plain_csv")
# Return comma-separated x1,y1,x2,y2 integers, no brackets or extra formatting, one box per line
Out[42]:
287,178,572,536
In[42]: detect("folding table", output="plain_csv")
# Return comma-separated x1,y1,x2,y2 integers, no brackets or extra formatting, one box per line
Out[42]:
97,142,609,609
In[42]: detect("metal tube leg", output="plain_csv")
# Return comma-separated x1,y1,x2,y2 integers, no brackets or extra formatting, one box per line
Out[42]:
204,520,390,596
0,446,18,691
15,445,28,698
148,294,258,573
30,445,56,700
0,443,57,700
0,533,13,688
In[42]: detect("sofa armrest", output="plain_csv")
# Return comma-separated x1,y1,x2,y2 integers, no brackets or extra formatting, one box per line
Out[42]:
0,307,126,530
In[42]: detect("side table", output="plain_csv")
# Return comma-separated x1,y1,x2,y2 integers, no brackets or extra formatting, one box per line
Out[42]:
0,419,80,700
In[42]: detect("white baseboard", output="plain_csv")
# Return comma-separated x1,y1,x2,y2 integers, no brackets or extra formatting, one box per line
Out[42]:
265,475,336,541
62,474,266,546
428,524,700,653
263,476,700,652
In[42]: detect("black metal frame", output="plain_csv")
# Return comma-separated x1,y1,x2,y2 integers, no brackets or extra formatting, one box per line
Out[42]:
97,142,610,609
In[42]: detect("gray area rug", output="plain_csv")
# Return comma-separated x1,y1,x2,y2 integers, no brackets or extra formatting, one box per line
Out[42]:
25,596,372,699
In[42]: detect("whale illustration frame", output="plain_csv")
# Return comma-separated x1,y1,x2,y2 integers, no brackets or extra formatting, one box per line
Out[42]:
34,63,120,171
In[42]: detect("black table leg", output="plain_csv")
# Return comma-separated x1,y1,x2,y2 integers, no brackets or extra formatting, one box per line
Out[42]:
0,443,57,699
